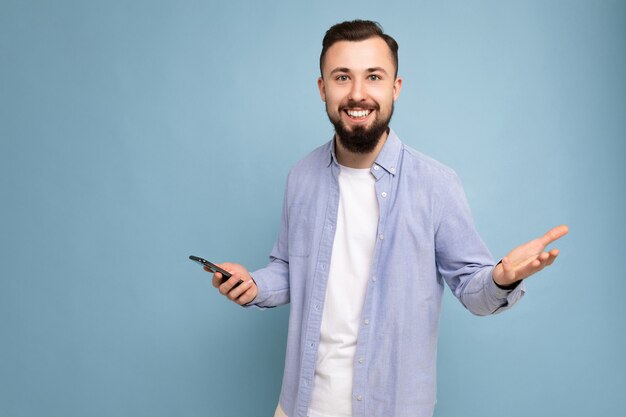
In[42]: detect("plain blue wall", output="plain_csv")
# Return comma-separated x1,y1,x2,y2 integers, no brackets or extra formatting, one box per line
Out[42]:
1,1,624,416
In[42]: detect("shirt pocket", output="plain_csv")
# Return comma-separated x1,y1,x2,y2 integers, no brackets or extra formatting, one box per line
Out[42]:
288,203,313,257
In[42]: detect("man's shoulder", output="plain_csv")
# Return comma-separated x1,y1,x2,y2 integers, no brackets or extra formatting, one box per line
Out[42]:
400,141,458,182
288,140,332,177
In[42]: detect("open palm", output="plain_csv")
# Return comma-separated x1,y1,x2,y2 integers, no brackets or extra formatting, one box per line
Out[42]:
492,225,569,286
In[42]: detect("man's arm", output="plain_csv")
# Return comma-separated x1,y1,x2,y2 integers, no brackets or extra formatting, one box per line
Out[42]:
435,172,567,315
207,254,291,308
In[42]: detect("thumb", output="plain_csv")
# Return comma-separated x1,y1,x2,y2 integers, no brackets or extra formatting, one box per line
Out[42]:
501,257,517,282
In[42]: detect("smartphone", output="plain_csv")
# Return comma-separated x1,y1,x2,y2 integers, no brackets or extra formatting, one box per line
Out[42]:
189,255,243,288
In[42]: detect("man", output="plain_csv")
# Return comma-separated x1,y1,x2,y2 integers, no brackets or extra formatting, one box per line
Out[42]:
207,20,568,417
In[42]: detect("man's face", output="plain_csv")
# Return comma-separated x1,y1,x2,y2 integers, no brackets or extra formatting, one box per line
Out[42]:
318,37,402,154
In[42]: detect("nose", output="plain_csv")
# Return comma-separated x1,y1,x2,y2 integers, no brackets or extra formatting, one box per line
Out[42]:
349,78,366,102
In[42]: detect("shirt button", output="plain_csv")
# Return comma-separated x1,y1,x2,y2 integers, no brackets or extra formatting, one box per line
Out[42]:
314,304,320,310
379,234,384,240
381,192,387,198
372,276,377,282
310,342,315,348
373,165,379,170
358,357,364,364
357,395,363,401
364,319,369,325
390,167,396,173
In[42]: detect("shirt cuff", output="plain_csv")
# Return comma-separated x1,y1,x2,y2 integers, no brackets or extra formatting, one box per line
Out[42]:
485,267,526,313
493,278,521,291
240,270,272,310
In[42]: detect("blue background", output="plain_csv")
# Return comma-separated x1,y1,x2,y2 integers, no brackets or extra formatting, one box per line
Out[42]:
1,1,624,416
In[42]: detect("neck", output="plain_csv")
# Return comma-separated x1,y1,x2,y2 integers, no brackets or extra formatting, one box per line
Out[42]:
334,130,389,169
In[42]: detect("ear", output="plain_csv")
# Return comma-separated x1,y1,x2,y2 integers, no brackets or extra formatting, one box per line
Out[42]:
393,76,403,101
317,77,326,102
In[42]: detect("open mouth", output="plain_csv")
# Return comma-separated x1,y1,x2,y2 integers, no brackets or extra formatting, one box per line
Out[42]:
344,108,373,121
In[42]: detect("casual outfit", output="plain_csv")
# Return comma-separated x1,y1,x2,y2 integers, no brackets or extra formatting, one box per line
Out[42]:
248,129,525,417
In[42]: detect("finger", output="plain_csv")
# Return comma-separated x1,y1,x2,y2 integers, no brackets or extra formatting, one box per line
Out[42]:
214,263,237,287
219,275,243,295
210,270,223,288
218,275,233,295
519,252,561,279
227,279,253,301
203,265,222,284
236,283,258,305
539,224,569,246
536,249,560,268
515,260,544,280
545,250,560,267
538,252,550,262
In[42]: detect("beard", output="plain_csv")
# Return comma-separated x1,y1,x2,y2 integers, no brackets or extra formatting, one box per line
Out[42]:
327,100,394,154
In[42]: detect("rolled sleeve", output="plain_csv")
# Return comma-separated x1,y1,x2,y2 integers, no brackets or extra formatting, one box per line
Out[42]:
484,273,526,314
243,257,291,309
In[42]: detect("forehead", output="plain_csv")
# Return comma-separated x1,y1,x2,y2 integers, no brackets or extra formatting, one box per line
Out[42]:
323,37,394,74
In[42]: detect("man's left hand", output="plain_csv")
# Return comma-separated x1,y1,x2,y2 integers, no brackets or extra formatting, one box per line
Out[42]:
492,224,569,287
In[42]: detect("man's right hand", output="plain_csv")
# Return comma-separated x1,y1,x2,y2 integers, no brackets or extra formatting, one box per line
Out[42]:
207,262,258,306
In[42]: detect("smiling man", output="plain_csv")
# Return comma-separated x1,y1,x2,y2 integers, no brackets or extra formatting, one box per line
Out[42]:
207,20,568,417
319,34,401,160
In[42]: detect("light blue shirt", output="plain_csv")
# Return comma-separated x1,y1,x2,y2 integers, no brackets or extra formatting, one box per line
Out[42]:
248,129,525,417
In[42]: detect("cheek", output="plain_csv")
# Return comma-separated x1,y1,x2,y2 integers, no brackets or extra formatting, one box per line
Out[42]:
377,92,396,109
324,86,349,104
326,96,345,112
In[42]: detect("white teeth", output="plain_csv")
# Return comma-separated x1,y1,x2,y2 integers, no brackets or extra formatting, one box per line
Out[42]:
346,109,371,118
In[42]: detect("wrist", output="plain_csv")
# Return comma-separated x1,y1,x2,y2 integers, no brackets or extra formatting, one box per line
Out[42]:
493,278,520,290
492,260,520,290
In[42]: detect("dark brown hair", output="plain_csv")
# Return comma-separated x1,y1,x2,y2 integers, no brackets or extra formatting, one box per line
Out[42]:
320,20,399,78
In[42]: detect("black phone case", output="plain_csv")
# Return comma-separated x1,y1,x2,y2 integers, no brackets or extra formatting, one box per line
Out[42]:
189,255,243,288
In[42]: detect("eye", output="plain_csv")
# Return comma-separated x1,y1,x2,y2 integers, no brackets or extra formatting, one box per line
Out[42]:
368,74,381,81
335,75,349,82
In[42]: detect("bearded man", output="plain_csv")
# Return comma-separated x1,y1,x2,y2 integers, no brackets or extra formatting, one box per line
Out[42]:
207,20,568,417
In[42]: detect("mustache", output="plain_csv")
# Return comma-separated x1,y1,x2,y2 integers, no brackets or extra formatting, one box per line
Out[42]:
340,100,379,111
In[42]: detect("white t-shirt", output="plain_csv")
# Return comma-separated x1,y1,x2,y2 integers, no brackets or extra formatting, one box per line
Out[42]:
308,165,379,417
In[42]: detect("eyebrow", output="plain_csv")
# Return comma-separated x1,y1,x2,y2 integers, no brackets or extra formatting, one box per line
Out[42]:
329,67,389,75
366,67,389,75
329,67,350,75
